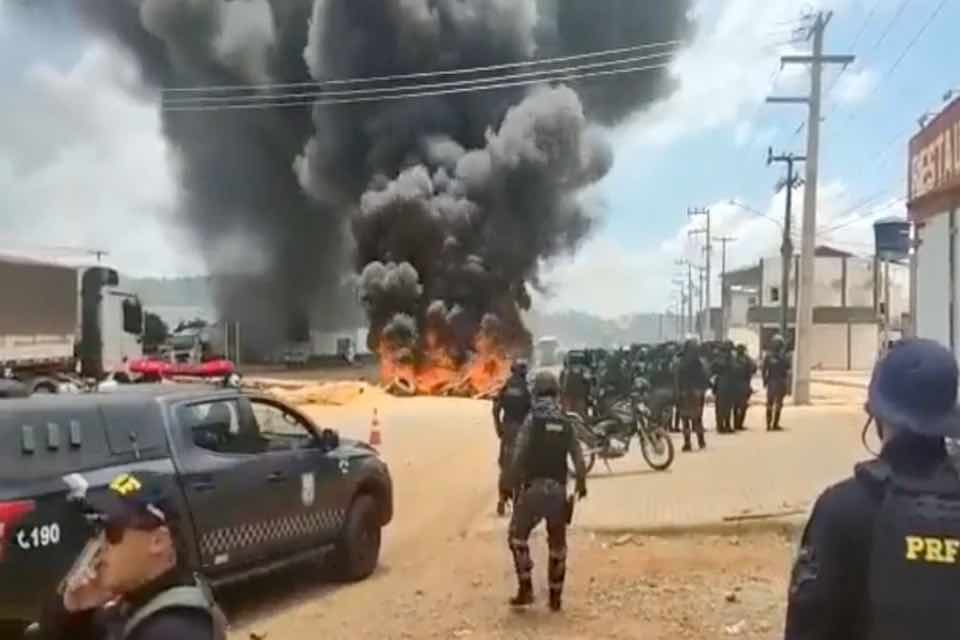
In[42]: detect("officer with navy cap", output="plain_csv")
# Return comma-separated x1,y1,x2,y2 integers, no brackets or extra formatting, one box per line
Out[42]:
785,339,960,639
40,471,227,640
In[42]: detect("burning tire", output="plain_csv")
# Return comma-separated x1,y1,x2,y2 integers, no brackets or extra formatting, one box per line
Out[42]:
386,376,416,397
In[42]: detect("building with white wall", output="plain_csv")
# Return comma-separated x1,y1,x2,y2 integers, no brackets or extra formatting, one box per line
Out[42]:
722,246,908,369
910,96,960,353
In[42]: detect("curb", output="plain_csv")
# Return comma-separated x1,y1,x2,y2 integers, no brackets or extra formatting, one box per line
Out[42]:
575,514,806,538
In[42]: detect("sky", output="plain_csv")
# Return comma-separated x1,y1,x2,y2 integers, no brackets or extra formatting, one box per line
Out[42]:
1,0,956,318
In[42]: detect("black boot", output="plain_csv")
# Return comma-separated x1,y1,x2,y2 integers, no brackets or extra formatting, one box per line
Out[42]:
697,432,706,450
765,407,773,431
549,590,563,611
510,580,534,607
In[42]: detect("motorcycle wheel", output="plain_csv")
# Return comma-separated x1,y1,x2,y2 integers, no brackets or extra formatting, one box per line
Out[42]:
640,427,675,471
567,418,598,476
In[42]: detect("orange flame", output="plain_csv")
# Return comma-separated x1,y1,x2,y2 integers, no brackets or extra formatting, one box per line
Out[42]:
380,329,511,398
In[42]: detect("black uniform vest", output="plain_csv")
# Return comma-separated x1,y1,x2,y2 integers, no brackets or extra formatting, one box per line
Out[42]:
500,378,532,422
867,464,960,639
523,404,569,484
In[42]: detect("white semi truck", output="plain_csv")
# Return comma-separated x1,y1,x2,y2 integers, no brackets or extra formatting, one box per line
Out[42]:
0,252,144,394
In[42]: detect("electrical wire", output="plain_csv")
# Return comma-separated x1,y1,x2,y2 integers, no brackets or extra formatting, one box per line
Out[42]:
162,61,675,111
842,0,951,126
163,48,679,106
162,39,686,94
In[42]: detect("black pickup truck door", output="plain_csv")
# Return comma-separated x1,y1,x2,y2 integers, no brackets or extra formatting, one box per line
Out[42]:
171,397,294,574
247,398,348,552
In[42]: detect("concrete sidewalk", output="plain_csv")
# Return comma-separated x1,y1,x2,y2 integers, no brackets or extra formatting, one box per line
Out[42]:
573,402,868,533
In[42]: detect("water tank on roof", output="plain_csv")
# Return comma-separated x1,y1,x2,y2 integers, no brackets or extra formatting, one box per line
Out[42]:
873,218,911,260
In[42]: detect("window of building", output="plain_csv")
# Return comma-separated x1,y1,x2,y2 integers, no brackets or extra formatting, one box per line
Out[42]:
770,287,780,303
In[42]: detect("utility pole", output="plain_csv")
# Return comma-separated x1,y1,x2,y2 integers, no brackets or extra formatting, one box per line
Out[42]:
767,148,806,341
688,207,712,338
715,236,736,341
766,11,853,405
692,264,706,341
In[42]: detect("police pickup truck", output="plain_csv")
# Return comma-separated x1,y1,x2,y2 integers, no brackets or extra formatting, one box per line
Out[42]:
0,385,393,636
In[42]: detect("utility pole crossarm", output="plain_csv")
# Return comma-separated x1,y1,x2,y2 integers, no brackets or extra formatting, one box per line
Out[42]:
766,97,809,105
780,54,855,66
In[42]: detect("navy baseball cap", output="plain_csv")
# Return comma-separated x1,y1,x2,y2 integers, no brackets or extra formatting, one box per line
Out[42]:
867,339,960,438
85,472,178,528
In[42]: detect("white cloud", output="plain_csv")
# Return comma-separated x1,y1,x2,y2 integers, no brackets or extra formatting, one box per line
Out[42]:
614,0,857,151
0,39,201,277
831,67,877,106
537,177,904,318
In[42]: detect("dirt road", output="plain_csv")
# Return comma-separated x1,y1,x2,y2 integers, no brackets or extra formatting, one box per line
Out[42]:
213,391,819,639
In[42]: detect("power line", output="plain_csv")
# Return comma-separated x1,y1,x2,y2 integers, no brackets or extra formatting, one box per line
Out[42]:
842,0,951,125
163,48,679,107
162,61,674,111
162,39,686,94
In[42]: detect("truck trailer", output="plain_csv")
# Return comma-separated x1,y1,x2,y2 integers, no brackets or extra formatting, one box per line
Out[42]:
0,253,144,394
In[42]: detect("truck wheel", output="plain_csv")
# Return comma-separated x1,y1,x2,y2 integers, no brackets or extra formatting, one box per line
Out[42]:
0,620,28,640
331,495,381,582
29,380,57,395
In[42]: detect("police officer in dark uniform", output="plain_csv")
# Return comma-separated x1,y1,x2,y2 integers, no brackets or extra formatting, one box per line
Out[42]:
507,370,588,612
711,341,736,435
785,339,960,639
763,334,790,431
731,344,757,431
674,338,710,452
40,471,227,640
493,360,533,516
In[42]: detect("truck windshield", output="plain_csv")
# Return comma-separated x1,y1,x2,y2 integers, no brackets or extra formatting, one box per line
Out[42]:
170,335,196,350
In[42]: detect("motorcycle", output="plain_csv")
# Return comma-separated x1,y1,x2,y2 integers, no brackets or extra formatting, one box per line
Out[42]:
567,379,675,475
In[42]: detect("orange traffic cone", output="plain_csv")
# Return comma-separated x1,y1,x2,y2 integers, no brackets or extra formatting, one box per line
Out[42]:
369,408,382,447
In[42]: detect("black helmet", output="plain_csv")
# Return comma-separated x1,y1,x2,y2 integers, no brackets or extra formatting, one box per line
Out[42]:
735,344,747,353
532,370,560,397
511,360,528,376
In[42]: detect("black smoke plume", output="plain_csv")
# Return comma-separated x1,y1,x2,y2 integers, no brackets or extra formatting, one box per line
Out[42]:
43,0,693,362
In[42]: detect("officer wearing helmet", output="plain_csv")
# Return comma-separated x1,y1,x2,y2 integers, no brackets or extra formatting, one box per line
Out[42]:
711,341,737,435
493,359,532,516
762,334,790,431
785,339,960,639
731,344,757,431
674,337,709,451
507,369,587,612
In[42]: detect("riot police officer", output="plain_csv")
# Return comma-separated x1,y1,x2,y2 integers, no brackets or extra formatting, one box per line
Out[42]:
731,344,757,431
674,338,709,451
711,341,736,435
785,339,960,639
507,370,588,612
763,335,790,431
493,360,532,516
